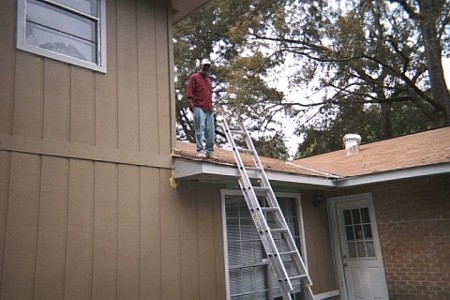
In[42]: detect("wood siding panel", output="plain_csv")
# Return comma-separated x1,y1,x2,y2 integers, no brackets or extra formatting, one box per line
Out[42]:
0,151,11,288
0,0,15,135
160,169,181,300
155,1,172,154
137,0,159,153
197,185,219,299
13,53,43,138
64,159,94,300
179,183,200,299
117,0,139,152
43,61,71,141
302,191,337,294
140,167,162,299
70,68,95,145
118,165,140,299
1,0,175,169
213,187,226,299
95,0,118,149
93,162,118,300
1,153,40,299
34,156,68,299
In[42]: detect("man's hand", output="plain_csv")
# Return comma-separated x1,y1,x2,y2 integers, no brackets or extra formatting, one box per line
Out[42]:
187,98,194,112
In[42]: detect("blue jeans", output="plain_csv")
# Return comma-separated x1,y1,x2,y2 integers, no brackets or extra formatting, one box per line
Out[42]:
193,107,215,153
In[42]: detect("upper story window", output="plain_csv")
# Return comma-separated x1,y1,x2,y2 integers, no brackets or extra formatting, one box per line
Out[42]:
17,0,107,73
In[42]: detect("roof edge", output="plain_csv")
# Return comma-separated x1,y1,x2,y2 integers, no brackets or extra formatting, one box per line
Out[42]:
333,162,450,188
173,157,450,189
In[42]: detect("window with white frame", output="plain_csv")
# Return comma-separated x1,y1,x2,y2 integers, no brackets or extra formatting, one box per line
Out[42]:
222,191,307,300
17,0,107,72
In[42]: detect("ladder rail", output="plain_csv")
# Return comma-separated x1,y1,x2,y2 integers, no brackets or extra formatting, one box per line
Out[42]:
238,122,314,288
222,120,294,296
221,118,314,300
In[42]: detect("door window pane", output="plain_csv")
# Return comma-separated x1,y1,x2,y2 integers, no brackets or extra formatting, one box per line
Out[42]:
342,208,375,258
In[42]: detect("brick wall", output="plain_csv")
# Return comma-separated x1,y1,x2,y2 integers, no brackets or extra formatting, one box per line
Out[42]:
373,174,450,300
329,173,450,299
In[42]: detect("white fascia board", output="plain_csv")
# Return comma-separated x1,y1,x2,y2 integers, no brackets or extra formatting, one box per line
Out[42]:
173,158,334,187
334,163,450,187
173,158,450,188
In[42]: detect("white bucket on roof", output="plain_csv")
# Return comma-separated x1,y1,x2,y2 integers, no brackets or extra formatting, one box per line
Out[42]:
343,133,361,155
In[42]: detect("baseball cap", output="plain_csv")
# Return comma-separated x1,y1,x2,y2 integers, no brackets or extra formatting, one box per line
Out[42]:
201,59,211,66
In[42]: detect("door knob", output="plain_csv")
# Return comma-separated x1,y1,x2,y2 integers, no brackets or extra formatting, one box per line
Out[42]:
342,255,349,267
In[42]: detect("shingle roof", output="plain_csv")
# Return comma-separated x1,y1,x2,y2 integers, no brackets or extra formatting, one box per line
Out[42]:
172,141,327,177
292,126,450,177
173,126,450,179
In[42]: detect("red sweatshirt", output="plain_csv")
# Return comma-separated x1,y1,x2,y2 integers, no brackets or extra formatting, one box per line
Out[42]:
187,71,213,112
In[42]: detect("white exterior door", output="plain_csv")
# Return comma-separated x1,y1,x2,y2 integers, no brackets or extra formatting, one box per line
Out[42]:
329,194,389,300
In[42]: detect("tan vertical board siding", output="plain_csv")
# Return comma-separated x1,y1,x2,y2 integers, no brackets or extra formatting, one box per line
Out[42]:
64,159,94,299
159,169,181,299
43,61,71,141
0,151,11,287
70,68,95,145
95,0,118,149
137,0,160,153
13,53,44,138
1,153,41,299
34,156,69,299
140,167,162,299
92,162,118,300
117,165,140,299
154,0,171,154
0,0,15,135
197,185,219,299
302,192,337,294
117,0,140,152
213,187,226,299
179,182,200,299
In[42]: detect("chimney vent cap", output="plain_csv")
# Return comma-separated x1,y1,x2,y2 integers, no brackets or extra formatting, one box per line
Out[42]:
343,133,362,155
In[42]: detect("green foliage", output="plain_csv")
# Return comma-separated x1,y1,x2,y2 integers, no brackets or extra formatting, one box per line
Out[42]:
174,0,450,159
173,0,292,158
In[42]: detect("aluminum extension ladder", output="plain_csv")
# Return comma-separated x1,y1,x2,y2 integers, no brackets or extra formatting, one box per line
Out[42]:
220,118,314,300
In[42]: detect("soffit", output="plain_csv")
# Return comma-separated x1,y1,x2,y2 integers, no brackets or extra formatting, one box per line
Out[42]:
171,0,211,24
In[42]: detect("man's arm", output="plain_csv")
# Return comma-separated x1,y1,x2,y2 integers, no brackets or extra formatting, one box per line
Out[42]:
186,75,196,111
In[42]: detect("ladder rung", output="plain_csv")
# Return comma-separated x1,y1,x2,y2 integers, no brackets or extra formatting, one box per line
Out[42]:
289,274,308,281
246,167,263,172
237,148,254,154
252,186,271,192
230,130,245,135
270,227,289,233
260,207,278,212
279,250,297,256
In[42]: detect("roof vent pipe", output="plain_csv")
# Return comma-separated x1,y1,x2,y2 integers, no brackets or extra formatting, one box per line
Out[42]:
343,134,362,155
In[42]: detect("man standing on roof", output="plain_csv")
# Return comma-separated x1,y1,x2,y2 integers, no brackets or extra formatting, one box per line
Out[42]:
187,58,215,158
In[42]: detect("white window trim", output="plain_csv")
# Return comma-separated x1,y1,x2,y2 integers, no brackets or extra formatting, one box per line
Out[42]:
221,189,308,300
16,0,107,73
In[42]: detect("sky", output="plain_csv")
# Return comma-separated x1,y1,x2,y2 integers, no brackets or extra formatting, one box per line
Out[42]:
278,57,450,157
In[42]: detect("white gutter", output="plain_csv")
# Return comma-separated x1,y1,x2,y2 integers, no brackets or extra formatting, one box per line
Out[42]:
174,158,450,189
173,158,335,187
333,163,450,187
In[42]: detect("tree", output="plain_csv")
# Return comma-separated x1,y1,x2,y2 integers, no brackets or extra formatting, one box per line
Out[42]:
245,0,449,131
174,0,450,158
173,0,292,158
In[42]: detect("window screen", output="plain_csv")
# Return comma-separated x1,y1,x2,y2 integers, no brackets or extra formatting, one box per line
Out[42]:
17,0,106,72
225,194,305,300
